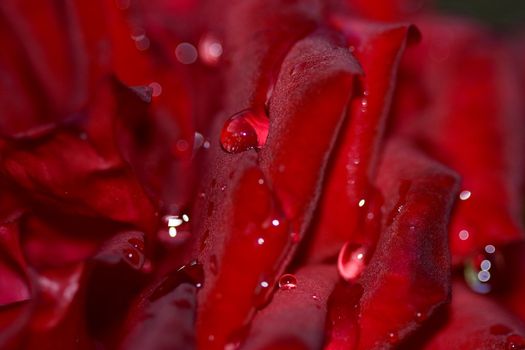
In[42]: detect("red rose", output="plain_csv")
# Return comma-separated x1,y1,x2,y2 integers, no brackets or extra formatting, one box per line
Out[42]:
0,0,524,349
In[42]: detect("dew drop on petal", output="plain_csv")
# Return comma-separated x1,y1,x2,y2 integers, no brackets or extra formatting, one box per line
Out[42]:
128,238,144,253
122,247,142,267
220,109,269,153
338,242,369,282
459,190,471,201
278,274,297,290
506,334,525,350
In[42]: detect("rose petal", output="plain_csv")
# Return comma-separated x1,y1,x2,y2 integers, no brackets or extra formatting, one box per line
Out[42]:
417,282,525,350
242,265,339,350
305,19,419,262
325,140,459,349
392,17,525,263
195,26,359,350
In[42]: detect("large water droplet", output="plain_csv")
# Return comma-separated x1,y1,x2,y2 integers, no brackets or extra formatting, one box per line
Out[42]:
338,242,369,282
220,109,269,154
278,274,297,290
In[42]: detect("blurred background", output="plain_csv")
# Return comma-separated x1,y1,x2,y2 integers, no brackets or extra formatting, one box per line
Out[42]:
439,0,525,28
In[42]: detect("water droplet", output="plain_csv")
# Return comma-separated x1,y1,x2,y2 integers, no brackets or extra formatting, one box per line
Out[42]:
220,109,269,153
358,199,366,207
271,219,280,226
415,312,424,322
290,231,300,244
257,237,265,245
464,248,504,294
122,247,142,267
459,190,471,201
198,33,223,66
312,294,320,301
149,261,204,302
338,242,369,282
128,238,144,253
490,324,512,336
278,274,297,290
506,334,525,349
175,42,198,64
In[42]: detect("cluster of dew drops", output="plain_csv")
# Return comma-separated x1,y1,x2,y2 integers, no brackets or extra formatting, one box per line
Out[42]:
114,3,525,345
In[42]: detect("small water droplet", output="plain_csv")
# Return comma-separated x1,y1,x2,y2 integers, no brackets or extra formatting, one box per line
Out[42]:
257,237,265,245
290,231,300,244
122,247,142,267
278,274,297,290
338,242,369,282
128,238,144,253
220,109,269,153
312,294,320,301
415,312,424,322
506,334,525,350
459,190,471,201
198,33,223,66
